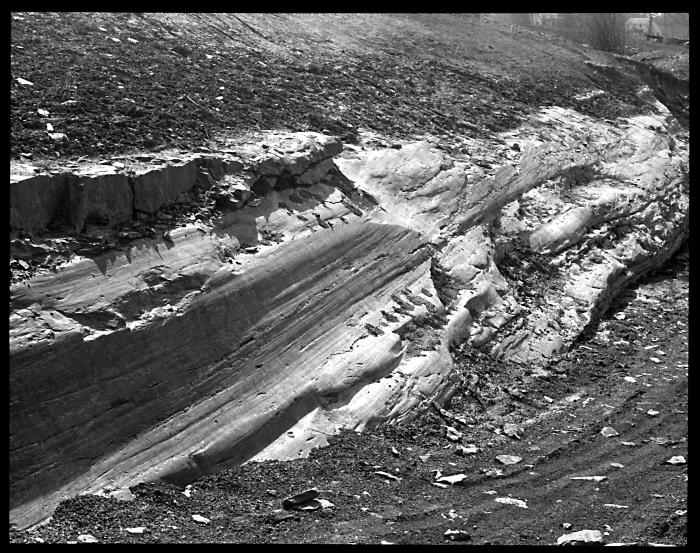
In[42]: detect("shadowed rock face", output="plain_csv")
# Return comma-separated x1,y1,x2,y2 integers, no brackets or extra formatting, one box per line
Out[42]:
9,105,688,528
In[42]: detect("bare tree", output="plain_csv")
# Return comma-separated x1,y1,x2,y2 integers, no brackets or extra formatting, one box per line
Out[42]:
509,13,532,27
578,13,628,52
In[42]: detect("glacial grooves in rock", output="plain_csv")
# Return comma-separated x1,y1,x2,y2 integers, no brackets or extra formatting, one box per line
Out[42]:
9,98,687,529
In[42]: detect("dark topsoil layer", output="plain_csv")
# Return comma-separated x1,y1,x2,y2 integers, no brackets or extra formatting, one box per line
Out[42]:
11,12,669,162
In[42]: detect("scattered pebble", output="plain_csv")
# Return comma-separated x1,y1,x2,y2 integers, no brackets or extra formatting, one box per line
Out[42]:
444,529,471,541
600,426,619,438
556,529,603,545
495,454,522,465
647,410,660,417
77,534,99,543
665,456,686,465
503,423,521,438
603,504,628,509
494,497,528,508
570,476,607,482
191,514,210,525
445,426,463,442
436,473,468,485
374,471,401,482
283,488,321,509
125,527,146,534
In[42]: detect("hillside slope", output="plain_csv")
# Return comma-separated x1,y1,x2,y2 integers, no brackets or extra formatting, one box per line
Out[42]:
10,12,687,544
11,12,672,161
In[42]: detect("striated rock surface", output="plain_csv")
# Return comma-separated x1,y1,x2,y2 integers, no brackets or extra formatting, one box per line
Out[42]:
9,107,688,529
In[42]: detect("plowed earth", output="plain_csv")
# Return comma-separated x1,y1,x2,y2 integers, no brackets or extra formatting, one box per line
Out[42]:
11,12,656,162
9,244,688,545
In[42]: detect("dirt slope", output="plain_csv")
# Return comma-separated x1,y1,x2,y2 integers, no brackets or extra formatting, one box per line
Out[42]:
11,12,657,161
9,12,687,545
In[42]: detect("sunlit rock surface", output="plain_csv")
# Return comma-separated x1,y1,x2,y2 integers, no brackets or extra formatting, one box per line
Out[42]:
9,107,688,528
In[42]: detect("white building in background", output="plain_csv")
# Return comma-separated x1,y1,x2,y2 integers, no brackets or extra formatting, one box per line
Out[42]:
530,13,563,27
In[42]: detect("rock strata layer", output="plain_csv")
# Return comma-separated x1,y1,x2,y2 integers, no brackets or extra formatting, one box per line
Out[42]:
9,106,688,529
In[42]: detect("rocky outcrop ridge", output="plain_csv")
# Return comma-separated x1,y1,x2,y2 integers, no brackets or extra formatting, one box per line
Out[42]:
9,103,688,529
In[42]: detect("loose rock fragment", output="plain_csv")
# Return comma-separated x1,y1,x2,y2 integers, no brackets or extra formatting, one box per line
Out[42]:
570,476,607,482
456,445,479,456
495,454,522,465
436,473,468,485
503,423,521,439
282,488,321,508
316,498,335,509
16,77,34,86
125,527,146,534
191,514,211,525
556,529,604,545
77,534,99,543
444,529,471,541
600,426,619,438
494,497,528,508
647,410,660,417
445,426,463,442
374,471,401,482
603,504,628,509
665,456,686,465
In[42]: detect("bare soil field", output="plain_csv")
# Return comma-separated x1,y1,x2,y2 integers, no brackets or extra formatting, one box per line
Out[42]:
11,12,658,161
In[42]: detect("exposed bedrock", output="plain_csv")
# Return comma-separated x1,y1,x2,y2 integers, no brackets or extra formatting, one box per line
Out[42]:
9,106,688,529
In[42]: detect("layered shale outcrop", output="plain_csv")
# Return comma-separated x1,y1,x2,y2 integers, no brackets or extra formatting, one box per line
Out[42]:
10,103,688,529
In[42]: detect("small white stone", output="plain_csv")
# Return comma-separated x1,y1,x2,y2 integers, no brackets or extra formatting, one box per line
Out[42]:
191,514,210,525
556,529,603,545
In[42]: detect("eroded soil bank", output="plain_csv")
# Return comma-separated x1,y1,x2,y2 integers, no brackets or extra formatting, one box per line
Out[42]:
10,12,689,545
9,243,687,545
